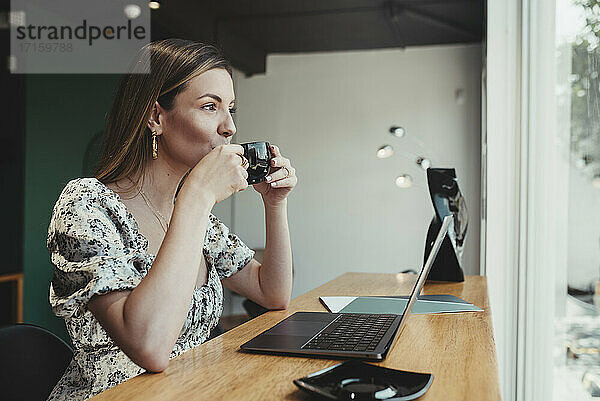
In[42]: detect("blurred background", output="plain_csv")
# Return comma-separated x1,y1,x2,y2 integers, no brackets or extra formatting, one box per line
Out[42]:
8,1,600,400
15,1,600,400
0,0,485,341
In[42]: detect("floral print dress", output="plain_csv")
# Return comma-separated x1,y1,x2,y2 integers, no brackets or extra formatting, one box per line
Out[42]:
46,178,254,401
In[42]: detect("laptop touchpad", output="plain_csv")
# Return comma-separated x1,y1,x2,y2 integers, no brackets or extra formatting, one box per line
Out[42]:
267,321,324,336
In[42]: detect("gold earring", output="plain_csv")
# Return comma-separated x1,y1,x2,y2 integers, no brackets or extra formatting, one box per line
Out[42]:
152,132,158,160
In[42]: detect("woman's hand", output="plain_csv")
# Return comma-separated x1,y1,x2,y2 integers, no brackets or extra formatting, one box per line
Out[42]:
184,144,249,205
253,145,297,207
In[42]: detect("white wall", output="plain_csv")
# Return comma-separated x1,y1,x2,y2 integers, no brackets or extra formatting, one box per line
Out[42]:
230,45,482,299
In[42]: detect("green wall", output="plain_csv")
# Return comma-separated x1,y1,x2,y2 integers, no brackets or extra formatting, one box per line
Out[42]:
24,75,120,342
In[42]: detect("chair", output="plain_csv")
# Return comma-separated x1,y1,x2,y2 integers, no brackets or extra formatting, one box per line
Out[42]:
242,299,269,319
0,324,73,401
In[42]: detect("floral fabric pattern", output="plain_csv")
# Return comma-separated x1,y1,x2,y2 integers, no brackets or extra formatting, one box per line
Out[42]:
46,178,254,401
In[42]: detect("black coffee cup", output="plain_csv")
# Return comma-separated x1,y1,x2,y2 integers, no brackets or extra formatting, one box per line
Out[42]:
241,141,272,184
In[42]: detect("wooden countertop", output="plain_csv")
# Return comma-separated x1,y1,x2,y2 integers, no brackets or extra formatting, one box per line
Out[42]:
91,272,501,400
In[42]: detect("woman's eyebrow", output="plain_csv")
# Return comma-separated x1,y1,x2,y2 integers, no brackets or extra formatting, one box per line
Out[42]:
197,93,221,102
197,93,235,104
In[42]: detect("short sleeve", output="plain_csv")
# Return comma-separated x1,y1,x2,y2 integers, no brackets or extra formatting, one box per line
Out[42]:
48,179,146,319
203,214,255,280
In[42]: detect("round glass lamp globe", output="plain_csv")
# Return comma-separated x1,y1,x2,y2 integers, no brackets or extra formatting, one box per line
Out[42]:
395,174,413,188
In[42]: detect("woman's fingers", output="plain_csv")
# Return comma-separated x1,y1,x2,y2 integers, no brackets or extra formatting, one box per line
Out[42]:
224,144,244,155
266,165,295,184
270,156,290,169
268,174,297,188
264,144,297,187
270,144,282,158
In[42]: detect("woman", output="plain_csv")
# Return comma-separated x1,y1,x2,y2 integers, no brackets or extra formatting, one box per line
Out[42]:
46,39,297,400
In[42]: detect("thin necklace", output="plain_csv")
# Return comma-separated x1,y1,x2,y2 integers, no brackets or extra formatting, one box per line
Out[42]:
138,186,170,233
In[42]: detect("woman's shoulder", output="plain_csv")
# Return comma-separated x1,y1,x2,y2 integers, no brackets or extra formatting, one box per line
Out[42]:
49,176,145,246
48,177,138,245
60,177,111,198
53,177,120,216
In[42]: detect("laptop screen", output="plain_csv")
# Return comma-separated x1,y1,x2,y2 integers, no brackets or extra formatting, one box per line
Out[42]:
397,215,453,330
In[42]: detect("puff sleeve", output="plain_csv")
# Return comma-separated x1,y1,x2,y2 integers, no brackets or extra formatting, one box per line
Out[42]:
48,179,148,319
203,214,254,280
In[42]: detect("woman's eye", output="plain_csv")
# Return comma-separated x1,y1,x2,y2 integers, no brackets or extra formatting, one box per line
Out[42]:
202,104,217,111
229,107,237,114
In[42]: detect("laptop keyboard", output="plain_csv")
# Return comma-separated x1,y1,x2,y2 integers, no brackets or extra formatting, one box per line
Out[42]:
302,314,397,352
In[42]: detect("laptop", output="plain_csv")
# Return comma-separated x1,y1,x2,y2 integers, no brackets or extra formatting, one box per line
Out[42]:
240,215,453,361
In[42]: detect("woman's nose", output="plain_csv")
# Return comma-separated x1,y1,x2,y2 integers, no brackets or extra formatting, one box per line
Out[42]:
218,112,236,138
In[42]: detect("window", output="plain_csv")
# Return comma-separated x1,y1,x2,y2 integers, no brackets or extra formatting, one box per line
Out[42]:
554,1,600,399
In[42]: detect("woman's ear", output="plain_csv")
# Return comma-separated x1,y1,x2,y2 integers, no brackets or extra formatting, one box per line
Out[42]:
147,101,163,135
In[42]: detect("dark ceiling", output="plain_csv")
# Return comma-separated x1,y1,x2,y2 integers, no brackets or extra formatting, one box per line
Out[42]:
152,0,485,76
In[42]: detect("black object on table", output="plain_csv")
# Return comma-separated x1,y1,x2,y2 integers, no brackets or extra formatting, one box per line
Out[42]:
294,360,433,400
424,168,467,283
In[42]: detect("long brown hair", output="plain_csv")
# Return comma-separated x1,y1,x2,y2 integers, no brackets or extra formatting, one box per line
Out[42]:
95,39,232,186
